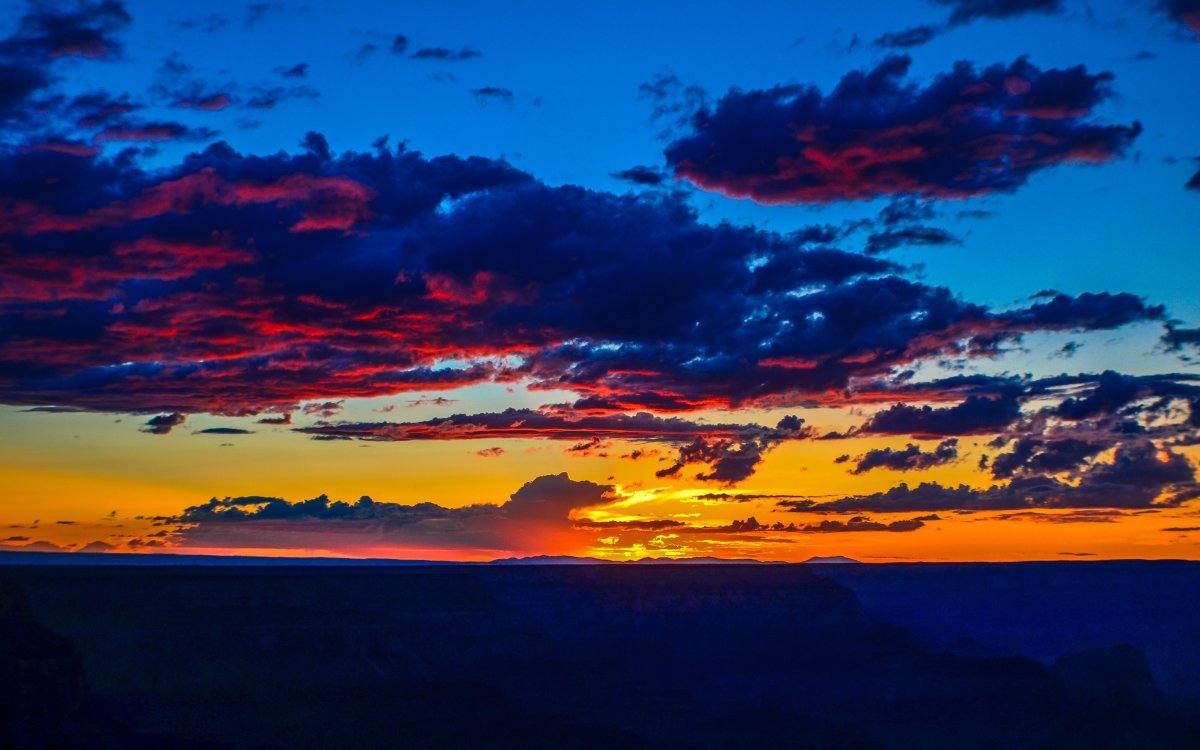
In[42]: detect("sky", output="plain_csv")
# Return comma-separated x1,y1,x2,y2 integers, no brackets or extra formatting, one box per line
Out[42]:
1,0,1199,562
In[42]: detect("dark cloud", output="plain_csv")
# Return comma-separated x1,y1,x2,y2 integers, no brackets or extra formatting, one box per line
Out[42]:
849,439,959,474
876,0,1064,49
246,3,285,28
275,62,308,78
390,35,409,54
195,427,253,435
934,0,1063,26
639,72,708,137
141,412,185,434
690,516,927,533
180,493,474,524
245,83,319,109
0,0,131,60
575,518,685,531
472,87,514,106
170,473,614,553
352,43,379,64
654,416,812,485
865,225,961,255
21,405,85,413
410,47,481,61
1163,325,1200,354
664,56,1140,204
0,131,1165,424
1054,370,1145,420
872,25,940,48
993,509,1131,523
859,396,1022,436
301,401,343,418
0,61,50,120
1156,0,1200,40
795,516,927,533
297,410,811,484
0,2,134,130
612,166,668,186
93,121,217,143
878,196,936,226
989,436,1106,479
503,472,613,520
174,14,228,33
783,442,1199,511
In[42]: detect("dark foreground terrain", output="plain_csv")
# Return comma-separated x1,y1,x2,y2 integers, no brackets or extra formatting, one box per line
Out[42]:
2,560,1199,749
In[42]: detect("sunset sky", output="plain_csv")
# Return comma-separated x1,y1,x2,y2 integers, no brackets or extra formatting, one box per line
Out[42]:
1,0,1199,561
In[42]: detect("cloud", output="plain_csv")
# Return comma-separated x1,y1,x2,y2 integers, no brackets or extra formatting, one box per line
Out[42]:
472,87,514,106
275,62,308,78
1163,325,1200,354
1054,370,1146,420
244,84,319,109
297,410,811,484
0,131,1165,423
246,3,285,28
639,72,708,137
865,226,961,255
677,515,927,533
0,0,132,60
170,473,614,554
784,442,1199,511
654,416,813,485
141,412,185,434
934,0,1063,26
195,427,253,435
174,14,228,33
859,396,1022,436
502,472,613,520
301,400,344,418
93,122,217,143
875,0,1064,48
989,436,1106,478
793,516,928,533
872,25,941,48
612,166,668,186
664,55,1140,204
0,2,133,130
849,439,960,474
410,47,481,61
1156,0,1200,40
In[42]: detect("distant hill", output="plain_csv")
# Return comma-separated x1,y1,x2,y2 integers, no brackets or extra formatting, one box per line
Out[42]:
490,555,612,565
0,550,777,566
801,555,860,564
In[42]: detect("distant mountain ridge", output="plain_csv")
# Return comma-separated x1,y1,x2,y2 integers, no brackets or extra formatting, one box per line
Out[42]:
1,550,789,566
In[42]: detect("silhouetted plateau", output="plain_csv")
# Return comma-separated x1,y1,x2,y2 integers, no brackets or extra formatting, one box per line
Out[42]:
2,560,1198,749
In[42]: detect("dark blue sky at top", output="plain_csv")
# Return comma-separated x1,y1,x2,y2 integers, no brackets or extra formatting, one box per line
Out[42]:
65,1,1193,317
16,0,1190,292
3,0,1198,370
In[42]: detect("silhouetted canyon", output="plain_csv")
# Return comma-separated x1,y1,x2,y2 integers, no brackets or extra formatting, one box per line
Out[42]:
2,560,1198,749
